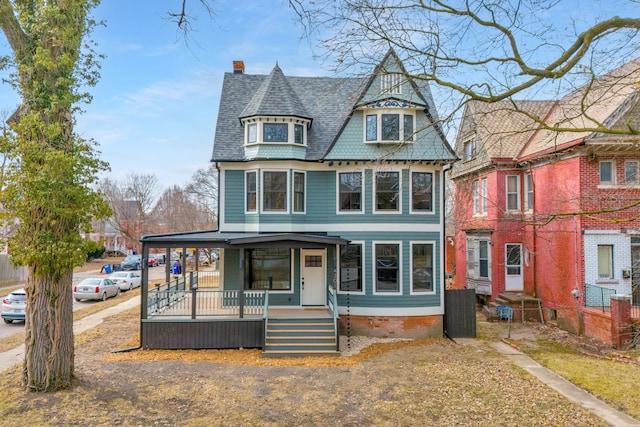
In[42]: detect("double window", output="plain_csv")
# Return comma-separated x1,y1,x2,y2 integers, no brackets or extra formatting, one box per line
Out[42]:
339,243,363,292
375,171,400,212
365,111,415,143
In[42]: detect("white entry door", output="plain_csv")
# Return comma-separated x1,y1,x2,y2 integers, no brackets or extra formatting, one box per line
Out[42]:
301,249,326,306
504,244,524,291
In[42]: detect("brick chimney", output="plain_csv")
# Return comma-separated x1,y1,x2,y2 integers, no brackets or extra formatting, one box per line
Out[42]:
233,60,245,74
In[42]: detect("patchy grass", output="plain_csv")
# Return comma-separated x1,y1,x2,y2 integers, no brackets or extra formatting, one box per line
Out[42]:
0,308,607,426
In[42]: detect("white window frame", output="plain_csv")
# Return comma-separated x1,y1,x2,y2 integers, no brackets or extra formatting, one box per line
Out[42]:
410,171,434,214
625,160,639,184
506,175,520,211
481,178,488,214
524,172,533,212
599,160,615,185
410,241,436,295
337,241,365,294
463,138,476,161
381,73,402,95
373,170,402,214
363,109,416,144
336,170,364,215
242,117,309,146
372,241,402,295
473,180,479,215
245,170,258,214
261,170,289,214
292,171,306,214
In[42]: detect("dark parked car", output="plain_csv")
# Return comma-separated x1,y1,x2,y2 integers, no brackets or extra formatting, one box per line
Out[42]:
120,255,142,271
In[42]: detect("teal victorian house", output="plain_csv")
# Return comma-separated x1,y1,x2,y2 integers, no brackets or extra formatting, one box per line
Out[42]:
139,50,456,355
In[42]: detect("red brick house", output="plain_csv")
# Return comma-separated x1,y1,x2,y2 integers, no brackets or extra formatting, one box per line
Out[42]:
450,58,640,342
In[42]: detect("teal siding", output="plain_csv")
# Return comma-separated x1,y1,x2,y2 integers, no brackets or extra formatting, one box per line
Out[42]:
326,110,446,161
245,144,306,160
224,167,442,227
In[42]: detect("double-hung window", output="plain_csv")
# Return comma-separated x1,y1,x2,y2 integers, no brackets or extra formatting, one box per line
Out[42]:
293,172,305,213
262,171,287,212
411,172,433,212
473,178,487,215
524,173,533,211
463,138,476,161
625,161,638,184
599,161,614,185
375,243,400,293
245,171,257,213
411,242,434,293
506,175,520,211
339,243,363,292
375,171,400,212
338,172,363,213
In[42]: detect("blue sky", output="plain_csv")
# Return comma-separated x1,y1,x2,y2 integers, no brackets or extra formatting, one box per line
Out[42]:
0,0,321,190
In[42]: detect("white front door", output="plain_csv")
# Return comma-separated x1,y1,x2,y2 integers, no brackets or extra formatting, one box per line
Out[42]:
504,244,523,291
301,249,326,306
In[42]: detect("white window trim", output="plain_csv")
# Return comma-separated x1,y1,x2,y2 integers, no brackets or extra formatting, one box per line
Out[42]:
372,241,403,296
373,170,402,215
242,117,309,146
337,241,366,295
363,109,416,144
410,240,436,295
505,175,521,212
245,170,258,214
409,170,435,215
336,170,365,215
481,178,488,214
597,244,614,280
466,237,492,280
292,170,306,214
260,169,289,214
472,180,479,216
463,137,476,161
598,160,615,186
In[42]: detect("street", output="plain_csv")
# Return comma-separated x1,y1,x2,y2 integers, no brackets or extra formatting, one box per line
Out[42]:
0,264,167,338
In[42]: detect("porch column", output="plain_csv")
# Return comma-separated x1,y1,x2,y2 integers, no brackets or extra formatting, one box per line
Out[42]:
610,294,632,349
239,248,245,318
141,244,149,320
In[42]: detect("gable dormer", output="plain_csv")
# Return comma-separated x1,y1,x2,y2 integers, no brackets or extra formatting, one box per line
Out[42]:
239,64,312,148
356,50,429,145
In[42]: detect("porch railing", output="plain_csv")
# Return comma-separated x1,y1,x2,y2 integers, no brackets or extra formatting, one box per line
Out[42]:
584,283,617,312
147,289,267,318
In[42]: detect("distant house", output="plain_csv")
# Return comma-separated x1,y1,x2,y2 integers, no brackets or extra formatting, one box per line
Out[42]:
139,50,457,354
450,58,640,341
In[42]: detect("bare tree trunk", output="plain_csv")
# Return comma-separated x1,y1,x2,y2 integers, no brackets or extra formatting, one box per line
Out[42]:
22,268,74,391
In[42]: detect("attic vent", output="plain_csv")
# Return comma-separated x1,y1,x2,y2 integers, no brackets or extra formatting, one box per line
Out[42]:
233,60,245,74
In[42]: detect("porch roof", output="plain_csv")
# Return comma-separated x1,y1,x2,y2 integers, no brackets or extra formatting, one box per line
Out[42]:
140,230,349,248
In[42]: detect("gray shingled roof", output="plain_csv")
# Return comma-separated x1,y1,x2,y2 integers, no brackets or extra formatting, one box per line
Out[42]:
239,64,311,120
212,70,367,161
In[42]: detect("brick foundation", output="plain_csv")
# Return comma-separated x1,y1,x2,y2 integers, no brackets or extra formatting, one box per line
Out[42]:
338,315,443,338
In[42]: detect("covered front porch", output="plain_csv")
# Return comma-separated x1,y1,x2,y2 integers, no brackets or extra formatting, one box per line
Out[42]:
139,230,347,356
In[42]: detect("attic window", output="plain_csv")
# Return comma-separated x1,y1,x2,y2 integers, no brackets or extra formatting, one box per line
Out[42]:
381,73,402,95
463,138,476,161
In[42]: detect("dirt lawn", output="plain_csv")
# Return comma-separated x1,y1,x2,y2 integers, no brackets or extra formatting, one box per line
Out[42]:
0,307,608,427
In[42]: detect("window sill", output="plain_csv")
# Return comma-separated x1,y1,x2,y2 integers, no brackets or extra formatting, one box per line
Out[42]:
595,279,618,285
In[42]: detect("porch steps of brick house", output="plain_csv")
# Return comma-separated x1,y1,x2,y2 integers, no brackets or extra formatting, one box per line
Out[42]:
263,317,339,358
483,292,544,323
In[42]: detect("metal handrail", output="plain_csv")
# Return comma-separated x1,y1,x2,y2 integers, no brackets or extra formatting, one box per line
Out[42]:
330,285,339,351
263,291,270,348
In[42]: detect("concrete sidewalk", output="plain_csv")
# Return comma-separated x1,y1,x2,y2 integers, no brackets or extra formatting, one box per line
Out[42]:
491,340,640,427
0,295,139,373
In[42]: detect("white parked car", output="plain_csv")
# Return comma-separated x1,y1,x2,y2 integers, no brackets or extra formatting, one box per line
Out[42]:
1,288,26,324
73,278,120,302
109,271,142,291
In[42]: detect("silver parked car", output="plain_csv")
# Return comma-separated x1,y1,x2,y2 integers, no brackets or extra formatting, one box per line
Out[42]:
73,278,120,302
1,288,26,324
109,271,142,291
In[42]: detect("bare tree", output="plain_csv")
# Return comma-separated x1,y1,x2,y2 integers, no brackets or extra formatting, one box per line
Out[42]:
184,166,218,226
152,184,216,233
100,173,161,252
291,0,640,136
